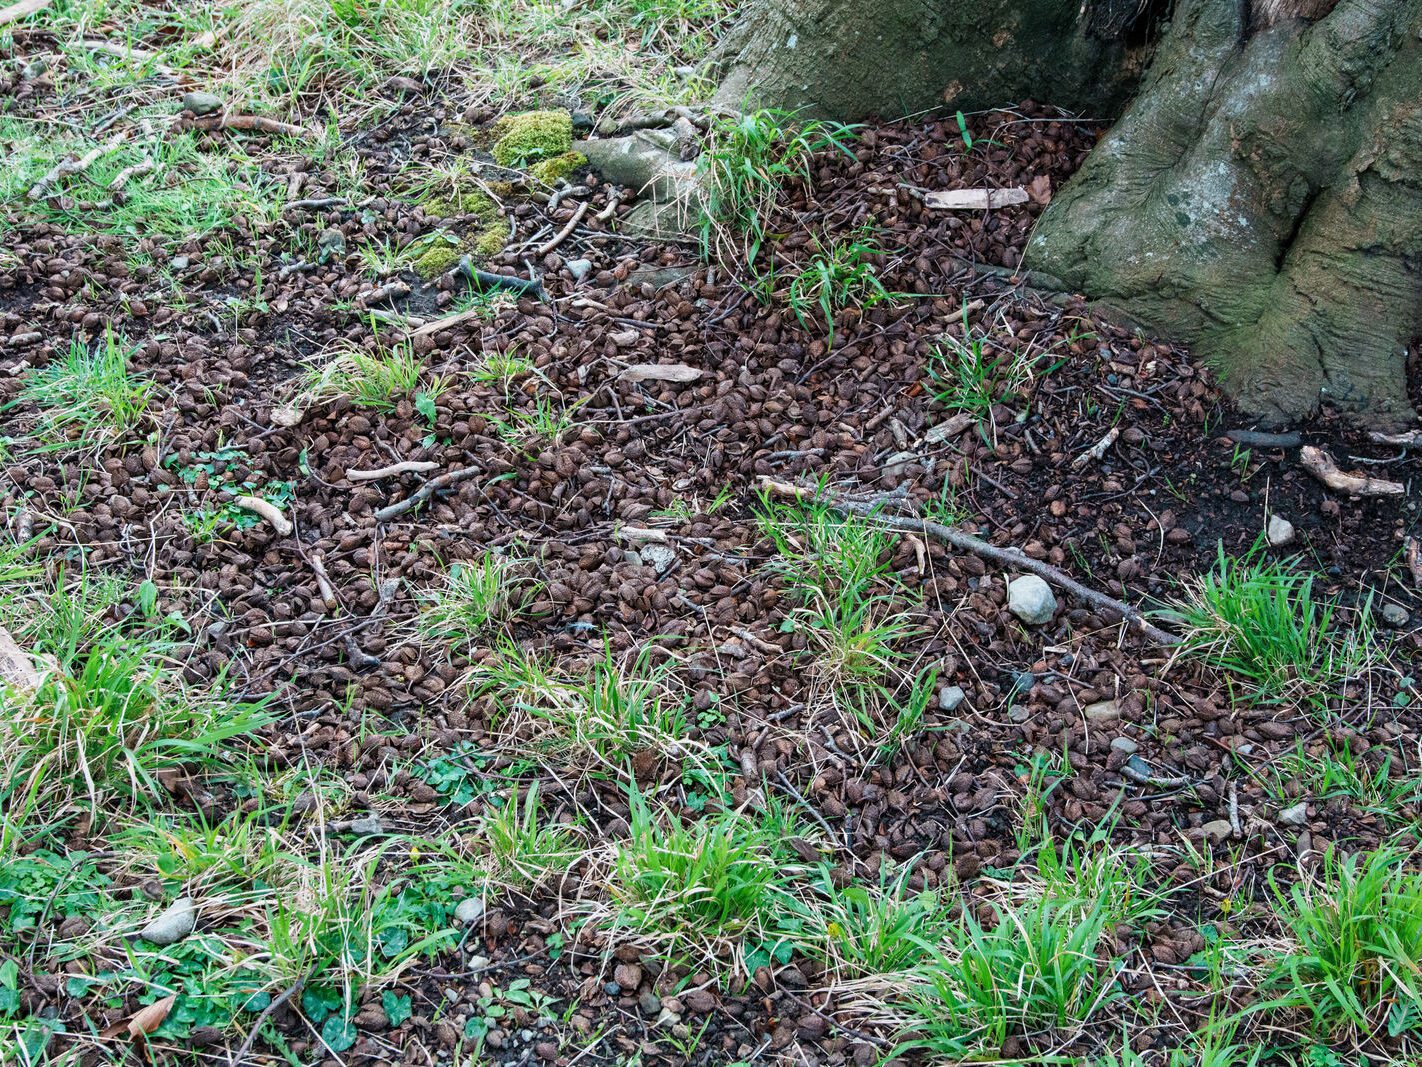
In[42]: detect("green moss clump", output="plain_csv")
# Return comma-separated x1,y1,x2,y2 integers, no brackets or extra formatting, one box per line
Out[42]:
528,150,587,186
424,189,502,220
491,109,573,167
410,237,465,279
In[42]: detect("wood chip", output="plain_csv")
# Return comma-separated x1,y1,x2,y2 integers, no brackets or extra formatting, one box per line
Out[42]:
1299,445,1405,497
923,412,976,445
617,363,703,384
1072,426,1120,469
923,187,1030,210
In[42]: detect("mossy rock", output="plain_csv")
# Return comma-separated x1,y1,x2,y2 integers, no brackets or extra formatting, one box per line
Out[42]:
528,150,587,186
491,110,573,167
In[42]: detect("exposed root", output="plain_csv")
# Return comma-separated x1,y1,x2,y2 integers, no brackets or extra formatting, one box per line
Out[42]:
346,460,438,482
1300,445,1405,497
233,496,293,535
374,465,484,522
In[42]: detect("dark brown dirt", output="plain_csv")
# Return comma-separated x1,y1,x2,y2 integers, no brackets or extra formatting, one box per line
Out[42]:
2,93,1420,1065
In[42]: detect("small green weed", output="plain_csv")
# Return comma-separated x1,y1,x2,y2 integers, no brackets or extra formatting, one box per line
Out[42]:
698,108,858,264
1168,543,1378,709
15,331,153,452
414,554,541,656
784,232,897,350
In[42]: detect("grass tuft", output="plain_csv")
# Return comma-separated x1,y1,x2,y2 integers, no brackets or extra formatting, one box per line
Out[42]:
16,331,153,453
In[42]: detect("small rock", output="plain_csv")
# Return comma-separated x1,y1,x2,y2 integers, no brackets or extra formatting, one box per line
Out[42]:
565,258,592,281
318,227,347,258
22,59,48,79
1382,603,1410,628
138,896,196,946
1277,801,1309,827
1110,736,1138,755
1009,705,1030,723
455,896,486,924
638,991,661,1017
683,988,716,1013
639,543,677,576
882,450,917,479
1198,819,1234,843
171,255,190,270
1266,513,1295,547
937,685,966,712
182,91,223,116
654,1006,681,1028
347,815,384,836
1010,671,1036,695
467,954,491,970
1007,574,1057,625
1084,699,1120,722
603,981,621,996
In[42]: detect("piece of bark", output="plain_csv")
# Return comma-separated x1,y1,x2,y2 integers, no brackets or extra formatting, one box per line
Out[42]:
923,412,976,444
617,363,703,384
1299,445,1405,497
923,187,1030,210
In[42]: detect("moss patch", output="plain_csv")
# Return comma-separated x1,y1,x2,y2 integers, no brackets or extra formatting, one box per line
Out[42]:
409,190,509,278
410,236,465,279
528,150,587,186
491,110,573,167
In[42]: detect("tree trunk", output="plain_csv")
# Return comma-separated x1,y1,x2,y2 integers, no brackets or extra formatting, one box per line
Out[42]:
714,0,1422,426
712,0,1152,123
1029,0,1422,426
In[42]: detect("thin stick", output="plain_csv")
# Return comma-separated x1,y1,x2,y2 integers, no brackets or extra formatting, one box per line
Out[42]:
229,971,308,1067
190,114,307,138
537,200,589,256
347,459,438,482
28,133,127,200
757,477,1180,646
374,465,484,522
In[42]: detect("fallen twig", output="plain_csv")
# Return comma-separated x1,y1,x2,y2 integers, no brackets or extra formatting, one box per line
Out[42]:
537,200,589,256
230,971,308,1067
756,477,1180,645
409,306,482,339
307,553,338,613
108,158,157,191
374,465,483,522
1406,537,1421,589
1226,428,1302,448
0,0,52,26
1071,426,1119,469
190,114,307,138
595,190,621,222
1120,761,1192,789
346,459,438,482
233,496,293,536
286,196,348,211
356,280,410,307
1369,429,1422,448
1300,445,1405,497
28,133,128,200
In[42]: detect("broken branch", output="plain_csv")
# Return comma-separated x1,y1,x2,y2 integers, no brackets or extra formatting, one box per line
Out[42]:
756,477,1180,646
537,200,590,256
0,0,52,26
374,465,484,522
346,459,438,482
924,187,1029,210
234,496,293,535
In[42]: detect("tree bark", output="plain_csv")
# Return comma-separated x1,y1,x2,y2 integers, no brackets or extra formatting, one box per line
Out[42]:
713,0,1422,426
1028,0,1422,426
712,0,1152,123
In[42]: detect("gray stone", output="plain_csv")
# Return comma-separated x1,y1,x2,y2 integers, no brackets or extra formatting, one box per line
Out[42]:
1084,699,1120,722
182,91,223,116
455,896,485,924
1007,574,1057,625
172,255,190,270
347,814,384,836
882,450,917,478
139,896,196,945
1110,736,1138,754
1382,603,1410,628
938,685,966,712
565,258,592,281
638,991,662,1017
639,543,677,576
1266,513,1295,547
1198,819,1234,843
1276,801,1309,827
